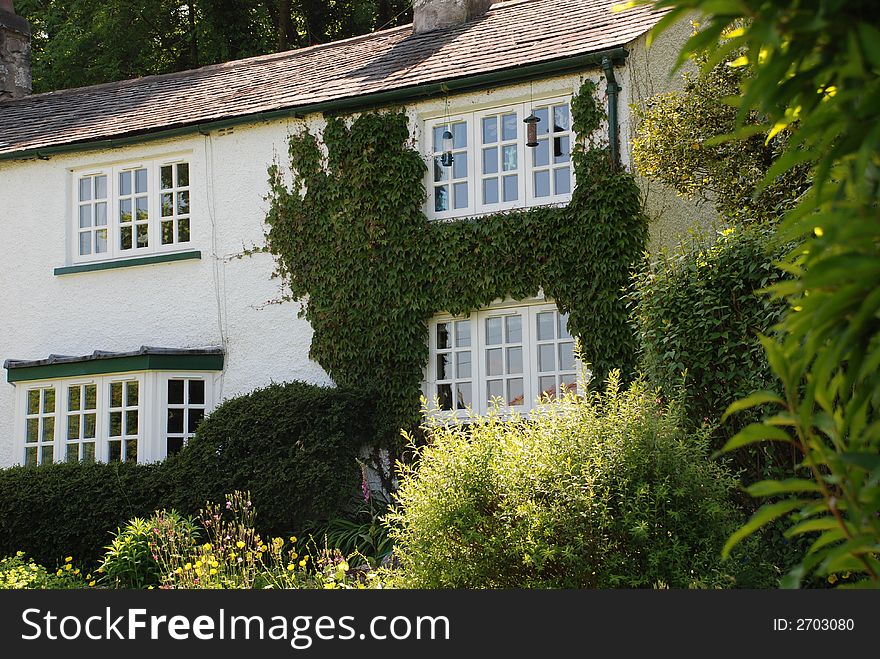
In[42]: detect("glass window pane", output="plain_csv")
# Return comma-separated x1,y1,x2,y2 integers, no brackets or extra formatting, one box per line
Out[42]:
110,382,123,408
452,122,467,149
507,378,524,406
93,176,107,200
433,126,446,152
125,410,139,435
456,351,471,379
167,408,184,434
487,379,503,403
27,389,40,415
482,116,497,144
486,348,503,376
66,444,79,464
26,418,38,442
483,178,499,204
95,202,107,226
539,376,557,401
553,104,570,132
82,442,95,463
453,182,468,209
85,385,97,409
534,170,551,198
456,383,472,410
83,413,96,439
161,165,173,189
119,198,132,223
482,147,498,175
437,383,453,411
535,107,549,136
502,145,517,172
161,193,174,217
533,138,550,168
125,439,137,463
505,315,522,343
538,344,556,372
178,219,191,243
108,440,121,462
119,171,132,196
559,342,576,371
25,446,37,465
168,379,185,404
485,317,502,345
434,185,449,212
43,388,55,413
455,320,471,348
167,437,184,456
436,323,450,350
554,167,571,195
79,232,92,256
188,380,205,405
177,163,189,187
502,175,518,202
507,346,523,374
554,135,571,163
68,386,81,412
437,353,451,380
177,190,190,215
559,312,571,339
120,226,133,250
41,445,53,464
135,168,148,193
136,196,148,221
67,415,80,441
95,229,108,253
42,417,54,441
502,113,518,141
537,312,555,341
187,409,204,434
560,374,577,395
126,381,139,407
136,223,149,248
79,205,92,228
452,152,468,179
109,411,122,437
79,177,92,202
162,220,174,245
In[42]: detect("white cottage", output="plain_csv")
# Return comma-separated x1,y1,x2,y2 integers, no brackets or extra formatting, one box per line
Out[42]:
0,0,695,468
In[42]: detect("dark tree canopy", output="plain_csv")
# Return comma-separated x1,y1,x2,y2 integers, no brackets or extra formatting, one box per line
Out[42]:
16,1,412,93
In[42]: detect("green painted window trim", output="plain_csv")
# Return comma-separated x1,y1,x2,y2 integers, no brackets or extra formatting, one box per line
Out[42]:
54,250,202,276
7,353,224,383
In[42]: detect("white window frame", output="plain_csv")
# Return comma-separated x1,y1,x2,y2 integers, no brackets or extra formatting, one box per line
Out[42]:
13,371,216,465
425,301,581,418
70,155,193,264
424,95,575,220
157,373,213,459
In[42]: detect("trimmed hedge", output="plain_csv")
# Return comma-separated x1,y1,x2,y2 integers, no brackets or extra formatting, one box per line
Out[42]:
0,381,375,566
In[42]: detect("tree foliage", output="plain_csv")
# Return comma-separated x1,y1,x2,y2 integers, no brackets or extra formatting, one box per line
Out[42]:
643,0,880,587
632,42,810,223
16,0,412,93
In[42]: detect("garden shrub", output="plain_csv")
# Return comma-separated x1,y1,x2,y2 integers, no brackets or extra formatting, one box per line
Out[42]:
166,381,376,536
386,375,747,588
0,381,376,567
628,223,792,476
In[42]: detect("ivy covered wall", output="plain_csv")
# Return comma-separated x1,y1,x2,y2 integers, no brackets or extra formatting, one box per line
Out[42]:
265,79,647,440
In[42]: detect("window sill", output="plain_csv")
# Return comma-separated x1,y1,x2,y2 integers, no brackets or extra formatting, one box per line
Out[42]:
54,250,201,276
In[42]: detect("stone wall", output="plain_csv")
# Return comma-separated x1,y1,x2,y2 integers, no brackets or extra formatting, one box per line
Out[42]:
0,8,31,101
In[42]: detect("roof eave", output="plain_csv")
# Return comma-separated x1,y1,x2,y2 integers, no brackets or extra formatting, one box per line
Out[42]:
0,46,629,162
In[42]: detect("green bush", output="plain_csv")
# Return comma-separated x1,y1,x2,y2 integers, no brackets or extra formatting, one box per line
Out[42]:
0,381,375,567
386,375,746,588
166,381,375,535
628,224,791,474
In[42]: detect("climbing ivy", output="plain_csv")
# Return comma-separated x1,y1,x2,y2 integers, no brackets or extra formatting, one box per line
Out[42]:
265,79,647,441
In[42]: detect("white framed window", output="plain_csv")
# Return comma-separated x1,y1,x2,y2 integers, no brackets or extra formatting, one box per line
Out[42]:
71,156,193,263
15,372,215,465
425,97,574,220
426,302,580,416
163,376,207,456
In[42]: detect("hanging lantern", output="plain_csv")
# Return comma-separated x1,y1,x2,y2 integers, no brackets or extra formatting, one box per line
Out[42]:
440,128,455,167
524,113,540,147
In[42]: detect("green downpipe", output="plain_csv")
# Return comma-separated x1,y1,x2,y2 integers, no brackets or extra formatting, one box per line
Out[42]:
601,56,621,169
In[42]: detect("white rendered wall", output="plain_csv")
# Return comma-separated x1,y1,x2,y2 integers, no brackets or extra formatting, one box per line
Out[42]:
0,60,671,467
